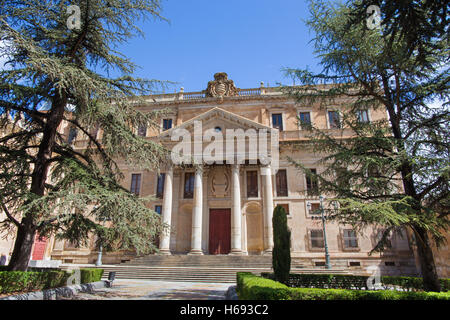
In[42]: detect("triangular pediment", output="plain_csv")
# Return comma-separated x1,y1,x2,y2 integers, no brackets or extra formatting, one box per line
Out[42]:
159,107,275,140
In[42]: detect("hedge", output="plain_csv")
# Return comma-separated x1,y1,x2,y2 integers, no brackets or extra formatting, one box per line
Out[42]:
80,268,104,284
261,272,450,292
237,273,450,300
0,268,104,295
0,271,70,294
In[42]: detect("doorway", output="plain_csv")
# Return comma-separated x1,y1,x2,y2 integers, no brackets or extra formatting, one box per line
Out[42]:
209,209,231,254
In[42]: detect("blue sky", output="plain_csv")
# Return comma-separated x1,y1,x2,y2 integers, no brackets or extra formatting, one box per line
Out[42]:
119,0,319,93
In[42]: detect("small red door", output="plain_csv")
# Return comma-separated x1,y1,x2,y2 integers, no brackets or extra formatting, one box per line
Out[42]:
32,234,47,260
209,209,231,254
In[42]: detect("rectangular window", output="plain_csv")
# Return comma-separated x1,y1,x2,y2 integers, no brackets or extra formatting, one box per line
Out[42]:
163,119,173,131
328,110,341,129
343,229,358,248
310,230,324,249
356,109,370,123
309,202,321,215
306,169,319,195
184,172,195,199
276,169,288,197
137,124,147,137
130,173,142,196
272,113,283,131
154,205,162,215
68,127,78,144
278,204,290,215
299,112,311,129
156,173,165,199
246,171,258,198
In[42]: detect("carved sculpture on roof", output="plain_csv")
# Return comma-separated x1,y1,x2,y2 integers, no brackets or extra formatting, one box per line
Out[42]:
206,72,239,97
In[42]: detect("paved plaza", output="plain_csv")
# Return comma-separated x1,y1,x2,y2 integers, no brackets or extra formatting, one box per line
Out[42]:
64,279,233,300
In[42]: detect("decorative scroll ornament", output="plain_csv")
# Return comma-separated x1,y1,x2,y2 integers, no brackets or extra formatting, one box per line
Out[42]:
206,72,239,97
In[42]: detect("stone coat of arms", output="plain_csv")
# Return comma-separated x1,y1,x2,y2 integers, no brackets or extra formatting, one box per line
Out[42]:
206,72,239,98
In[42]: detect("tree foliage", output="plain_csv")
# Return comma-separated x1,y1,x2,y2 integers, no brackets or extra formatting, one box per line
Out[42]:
0,0,171,270
284,0,449,291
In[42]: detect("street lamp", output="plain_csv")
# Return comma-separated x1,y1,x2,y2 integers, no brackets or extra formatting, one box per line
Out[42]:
95,209,108,267
307,196,331,269
95,241,103,267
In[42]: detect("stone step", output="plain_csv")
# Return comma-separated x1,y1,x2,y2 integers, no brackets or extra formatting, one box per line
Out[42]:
61,264,349,283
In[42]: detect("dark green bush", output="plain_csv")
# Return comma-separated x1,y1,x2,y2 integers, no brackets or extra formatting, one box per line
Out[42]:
0,268,103,295
79,268,104,284
238,273,450,300
261,272,449,292
0,270,71,294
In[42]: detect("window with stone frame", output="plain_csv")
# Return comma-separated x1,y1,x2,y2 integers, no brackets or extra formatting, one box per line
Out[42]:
184,172,195,199
272,113,283,131
130,173,142,196
308,202,321,216
299,111,312,129
343,229,359,248
356,109,370,123
137,124,147,137
67,127,78,144
276,169,288,197
278,203,290,215
162,118,173,131
310,229,324,249
246,170,258,198
156,173,165,199
306,169,319,195
328,110,341,129
154,205,162,215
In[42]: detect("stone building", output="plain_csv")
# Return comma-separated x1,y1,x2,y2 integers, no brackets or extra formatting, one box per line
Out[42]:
44,73,423,276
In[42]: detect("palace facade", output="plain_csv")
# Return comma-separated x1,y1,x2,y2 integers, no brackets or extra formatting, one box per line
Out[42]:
10,73,431,276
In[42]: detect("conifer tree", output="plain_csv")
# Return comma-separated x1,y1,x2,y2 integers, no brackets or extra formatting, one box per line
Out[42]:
284,0,448,291
272,205,291,285
0,0,170,271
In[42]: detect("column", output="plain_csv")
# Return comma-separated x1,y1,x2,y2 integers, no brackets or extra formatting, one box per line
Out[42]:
189,165,204,255
230,164,242,254
159,165,173,255
261,164,274,253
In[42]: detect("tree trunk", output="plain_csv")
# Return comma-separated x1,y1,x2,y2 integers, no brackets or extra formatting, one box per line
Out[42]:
7,94,66,271
7,218,36,271
384,101,441,292
413,225,441,292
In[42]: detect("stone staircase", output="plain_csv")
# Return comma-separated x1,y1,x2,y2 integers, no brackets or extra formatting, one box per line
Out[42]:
61,255,350,283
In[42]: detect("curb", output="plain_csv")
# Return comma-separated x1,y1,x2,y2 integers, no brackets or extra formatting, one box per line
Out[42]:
0,281,107,300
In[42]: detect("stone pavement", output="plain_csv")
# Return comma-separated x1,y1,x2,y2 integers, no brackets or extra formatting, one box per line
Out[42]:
65,279,233,300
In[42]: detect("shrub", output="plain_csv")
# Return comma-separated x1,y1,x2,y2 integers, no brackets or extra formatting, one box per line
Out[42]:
0,270,71,294
238,273,450,300
261,273,450,292
272,205,291,285
236,272,291,300
79,268,104,284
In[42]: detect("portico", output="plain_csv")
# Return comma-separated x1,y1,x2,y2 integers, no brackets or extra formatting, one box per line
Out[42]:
158,107,278,256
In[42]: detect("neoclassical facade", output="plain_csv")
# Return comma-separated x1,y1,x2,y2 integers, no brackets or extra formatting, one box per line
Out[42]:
45,73,422,275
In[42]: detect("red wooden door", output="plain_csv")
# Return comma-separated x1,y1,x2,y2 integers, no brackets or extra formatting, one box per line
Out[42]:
32,234,47,260
209,209,231,255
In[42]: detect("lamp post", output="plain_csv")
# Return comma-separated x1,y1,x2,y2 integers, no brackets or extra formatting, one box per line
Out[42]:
95,212,107,267
319,196,331,269
308,196,331,269
95,242,103,267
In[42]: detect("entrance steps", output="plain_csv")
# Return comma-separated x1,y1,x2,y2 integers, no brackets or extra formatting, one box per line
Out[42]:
61,254,350,283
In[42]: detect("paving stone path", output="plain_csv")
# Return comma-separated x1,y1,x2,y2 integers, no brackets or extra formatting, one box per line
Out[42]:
65,279,232,300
